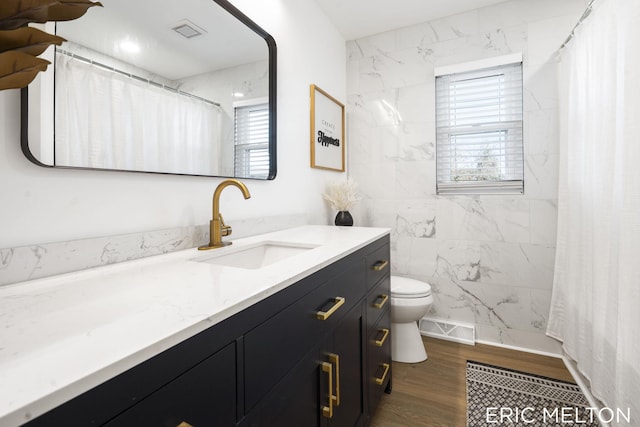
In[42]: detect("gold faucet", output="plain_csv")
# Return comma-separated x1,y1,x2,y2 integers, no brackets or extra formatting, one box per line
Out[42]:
198,179,251,250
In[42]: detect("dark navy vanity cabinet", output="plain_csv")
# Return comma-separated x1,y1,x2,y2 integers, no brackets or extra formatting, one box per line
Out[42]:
24,235,391,427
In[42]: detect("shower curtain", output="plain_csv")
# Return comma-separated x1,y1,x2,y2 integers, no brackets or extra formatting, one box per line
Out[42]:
547,0,640,420
55,53,222,175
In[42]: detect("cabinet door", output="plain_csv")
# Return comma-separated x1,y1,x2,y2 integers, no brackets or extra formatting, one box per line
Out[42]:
321,302,364,427
249,345,322,427
103,342,236,427
244,262,365,412
252,303,364,427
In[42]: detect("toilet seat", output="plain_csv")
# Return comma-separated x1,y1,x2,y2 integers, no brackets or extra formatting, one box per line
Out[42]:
391,276,432,298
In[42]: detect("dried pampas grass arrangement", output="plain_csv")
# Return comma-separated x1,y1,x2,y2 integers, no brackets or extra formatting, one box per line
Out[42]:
322,178,361,212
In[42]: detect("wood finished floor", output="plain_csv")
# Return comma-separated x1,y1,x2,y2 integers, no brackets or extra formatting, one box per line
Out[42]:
369,336,574,427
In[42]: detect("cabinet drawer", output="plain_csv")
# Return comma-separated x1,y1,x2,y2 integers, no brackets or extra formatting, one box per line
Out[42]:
104,342,236,427
365,241,390,290
366,275,390,332
244,261,365,412
367,310,391,414
368,309,390,357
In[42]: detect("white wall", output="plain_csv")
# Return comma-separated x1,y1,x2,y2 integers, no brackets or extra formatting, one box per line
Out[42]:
346,0,588,354
0,0,347,250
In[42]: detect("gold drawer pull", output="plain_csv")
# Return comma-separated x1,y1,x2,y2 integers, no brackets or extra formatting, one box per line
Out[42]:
372,260,389,271
321,361,334,418
375,328,390,347
177,422,194,427
373,294,389,309
374,363,390,385
329,353,340,406
316,296,345,320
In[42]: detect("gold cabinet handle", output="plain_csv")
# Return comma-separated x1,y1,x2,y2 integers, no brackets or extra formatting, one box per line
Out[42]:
177,422,194,427
321,361,334,418
373,294,389,309
374,363,390,385
375,328,390,347
372,260,389,271
328,353,340,406
316,296,345,320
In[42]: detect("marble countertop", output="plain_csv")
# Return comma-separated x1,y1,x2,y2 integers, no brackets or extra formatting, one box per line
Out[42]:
0,225,389,426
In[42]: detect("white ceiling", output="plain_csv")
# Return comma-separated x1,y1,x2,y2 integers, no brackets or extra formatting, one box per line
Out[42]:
314,0,510,40
57,0,513,79
57,0,267,80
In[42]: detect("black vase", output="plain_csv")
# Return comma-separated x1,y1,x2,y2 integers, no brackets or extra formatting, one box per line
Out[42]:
334,211,354,226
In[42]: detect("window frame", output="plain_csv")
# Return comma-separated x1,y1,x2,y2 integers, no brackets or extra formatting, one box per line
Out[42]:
233,98,270,179
435,56,524,195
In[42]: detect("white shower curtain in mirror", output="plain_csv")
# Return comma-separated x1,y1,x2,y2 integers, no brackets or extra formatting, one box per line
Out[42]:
547,0,640,419
55,54,221,175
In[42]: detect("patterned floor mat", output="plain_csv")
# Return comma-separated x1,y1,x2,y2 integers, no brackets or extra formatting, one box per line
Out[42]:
466,361,599,426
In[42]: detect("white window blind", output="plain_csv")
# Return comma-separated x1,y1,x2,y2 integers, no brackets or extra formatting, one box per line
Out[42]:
435,61,524,194
234,102,269,179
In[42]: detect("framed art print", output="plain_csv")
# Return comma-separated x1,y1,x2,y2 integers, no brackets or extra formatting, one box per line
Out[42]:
310,84,345,172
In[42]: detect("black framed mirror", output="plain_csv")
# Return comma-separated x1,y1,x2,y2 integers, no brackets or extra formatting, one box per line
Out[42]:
21,0,276,180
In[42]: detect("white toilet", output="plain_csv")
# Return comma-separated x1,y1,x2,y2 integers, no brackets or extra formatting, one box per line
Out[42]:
390,275,433,363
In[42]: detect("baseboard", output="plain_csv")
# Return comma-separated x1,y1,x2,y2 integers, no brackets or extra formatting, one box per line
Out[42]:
561,355,611,427
418,318,563,358
474,339,563,359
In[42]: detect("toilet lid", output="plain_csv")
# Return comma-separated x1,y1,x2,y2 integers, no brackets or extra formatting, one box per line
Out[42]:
390,276,432,298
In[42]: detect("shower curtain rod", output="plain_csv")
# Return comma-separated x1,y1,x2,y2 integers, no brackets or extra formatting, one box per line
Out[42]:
559,0,597,50
55,48,221,108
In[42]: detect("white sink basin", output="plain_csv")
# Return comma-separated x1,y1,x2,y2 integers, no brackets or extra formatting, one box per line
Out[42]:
193,241,318,270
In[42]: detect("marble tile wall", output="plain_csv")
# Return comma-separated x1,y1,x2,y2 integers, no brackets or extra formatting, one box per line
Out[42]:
0,214,306,287
347,0,588,354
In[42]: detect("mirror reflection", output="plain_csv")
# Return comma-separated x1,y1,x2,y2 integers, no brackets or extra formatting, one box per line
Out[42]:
22,0,276,179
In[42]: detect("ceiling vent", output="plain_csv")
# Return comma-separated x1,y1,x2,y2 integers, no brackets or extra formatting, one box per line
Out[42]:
172,19,206,39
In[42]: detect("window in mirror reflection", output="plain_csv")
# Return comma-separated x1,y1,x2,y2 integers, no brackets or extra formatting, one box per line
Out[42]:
234,100,269,179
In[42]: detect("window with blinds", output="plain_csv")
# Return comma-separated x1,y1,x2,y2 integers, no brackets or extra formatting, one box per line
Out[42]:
234,102,269,179
435,61,523,194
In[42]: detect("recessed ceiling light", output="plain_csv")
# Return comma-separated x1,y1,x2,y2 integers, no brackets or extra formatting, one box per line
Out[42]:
233,92,245,97
119,40,140,54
